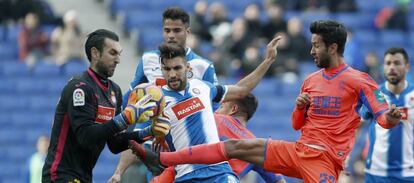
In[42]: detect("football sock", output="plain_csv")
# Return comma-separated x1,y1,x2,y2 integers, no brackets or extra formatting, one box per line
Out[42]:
160,142,229,167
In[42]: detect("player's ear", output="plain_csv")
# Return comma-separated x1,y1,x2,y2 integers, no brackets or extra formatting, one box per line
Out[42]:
230,104,238,115
91,47,100,60
329,43,337,55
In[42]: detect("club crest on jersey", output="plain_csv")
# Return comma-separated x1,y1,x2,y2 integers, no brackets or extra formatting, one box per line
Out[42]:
172,97,205,120
73,88,85,106
187,70,194,78
374,89,386,103
111,91,117,105
192,88,200,95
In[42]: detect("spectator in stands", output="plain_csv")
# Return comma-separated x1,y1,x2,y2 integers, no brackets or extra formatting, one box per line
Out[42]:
327,0,357,12
363,51,382,82
271,32,299,80
13,0,61,25
27,135,49,183
285,17,311,62
243,4,262,39
293,0,329,12
190,0,212,42
51,10,84,66
18,12,49,67
375,1,409,32
221,18,252,59
207,2,231,46
261,4,286,42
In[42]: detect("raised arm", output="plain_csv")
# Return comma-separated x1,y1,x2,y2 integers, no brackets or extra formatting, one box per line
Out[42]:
223,36,282,102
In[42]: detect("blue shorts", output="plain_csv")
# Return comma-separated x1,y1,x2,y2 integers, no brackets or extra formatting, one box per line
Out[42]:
177,172,239,183
175,164,239,183
365,173,414,183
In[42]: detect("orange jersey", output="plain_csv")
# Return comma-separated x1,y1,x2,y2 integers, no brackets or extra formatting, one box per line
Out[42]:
214,114,255,175
292,63,388,168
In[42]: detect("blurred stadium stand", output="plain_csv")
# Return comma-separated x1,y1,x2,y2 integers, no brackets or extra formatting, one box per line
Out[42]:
1,0,414,182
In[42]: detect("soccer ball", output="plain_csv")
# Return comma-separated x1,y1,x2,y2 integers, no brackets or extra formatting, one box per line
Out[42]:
128,83,166,119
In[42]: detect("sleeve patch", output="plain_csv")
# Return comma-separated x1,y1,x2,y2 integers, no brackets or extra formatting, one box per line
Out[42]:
374,89,386,103
73,88,85,106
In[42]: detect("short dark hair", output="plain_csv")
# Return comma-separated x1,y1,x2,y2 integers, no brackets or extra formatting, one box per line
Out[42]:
159,43,186,65
85,29,119,62
310,20,347,56
384,47,409,63
236,93,258,121
163,7,190,27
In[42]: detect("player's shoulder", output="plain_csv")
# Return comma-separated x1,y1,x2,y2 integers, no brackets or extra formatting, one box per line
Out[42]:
304,69,323,81
142,50,160,62
191,78,215,88
187,49,213,65
108,79,122,92
64,74,94,95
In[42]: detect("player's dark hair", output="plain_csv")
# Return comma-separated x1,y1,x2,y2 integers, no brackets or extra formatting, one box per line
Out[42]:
310,20,347,56
85,29,119,62
385,47,409,64
163,7,190,27
159,43,186,65
236,93,258,121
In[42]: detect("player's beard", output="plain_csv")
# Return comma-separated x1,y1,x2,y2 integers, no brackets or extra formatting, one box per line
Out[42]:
316,52,331,68
168,77,186,91
96,60,114,78
386,74,404,85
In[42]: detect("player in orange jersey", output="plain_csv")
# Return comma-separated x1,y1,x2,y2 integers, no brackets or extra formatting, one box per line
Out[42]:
150,93,286,183
129,20,402,183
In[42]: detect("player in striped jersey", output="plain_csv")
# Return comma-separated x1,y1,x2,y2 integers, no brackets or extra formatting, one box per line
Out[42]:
132,36,282,182
360,47,414,183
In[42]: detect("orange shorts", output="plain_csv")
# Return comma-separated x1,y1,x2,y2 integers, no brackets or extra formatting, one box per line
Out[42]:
263,140,341,183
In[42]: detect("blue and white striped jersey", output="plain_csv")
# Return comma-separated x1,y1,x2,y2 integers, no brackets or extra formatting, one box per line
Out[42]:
161,79,234,181
361,81,414,180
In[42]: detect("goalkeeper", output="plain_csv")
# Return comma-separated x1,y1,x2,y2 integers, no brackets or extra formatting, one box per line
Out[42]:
42,29,170,183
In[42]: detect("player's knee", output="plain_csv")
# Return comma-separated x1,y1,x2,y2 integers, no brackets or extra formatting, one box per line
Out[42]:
224,139,249,158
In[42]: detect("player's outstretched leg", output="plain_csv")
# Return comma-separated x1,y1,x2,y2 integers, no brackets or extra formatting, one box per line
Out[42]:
128,140,164,176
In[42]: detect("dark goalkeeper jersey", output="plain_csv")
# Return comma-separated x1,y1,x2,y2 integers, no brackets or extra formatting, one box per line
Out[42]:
42,68,126,182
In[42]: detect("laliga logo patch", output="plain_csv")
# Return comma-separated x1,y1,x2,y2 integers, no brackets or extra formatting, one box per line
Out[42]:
73,88,85,106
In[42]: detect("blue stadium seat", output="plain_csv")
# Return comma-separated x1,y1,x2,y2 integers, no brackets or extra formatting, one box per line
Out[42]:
379,30,408,47
0,43,18,60
123,11,162,33
45,78,67,94
29,96,59,112
335,12,376,30
32,62,61,78
15,79,46,95
62,61,88,77
0,78,16,94
0,94,29,112
353,30,379,54
138,28,164,51
1,62,30,78
110,0,148,15
0,129,26,145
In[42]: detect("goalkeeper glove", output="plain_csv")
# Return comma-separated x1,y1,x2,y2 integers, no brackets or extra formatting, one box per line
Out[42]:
152,115,171,138
113,94,156,130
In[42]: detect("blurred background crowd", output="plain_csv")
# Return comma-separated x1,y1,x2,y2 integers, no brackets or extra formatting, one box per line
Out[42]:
0,0,413,182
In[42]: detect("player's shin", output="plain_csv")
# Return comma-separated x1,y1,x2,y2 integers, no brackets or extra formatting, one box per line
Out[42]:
160,141,229,166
